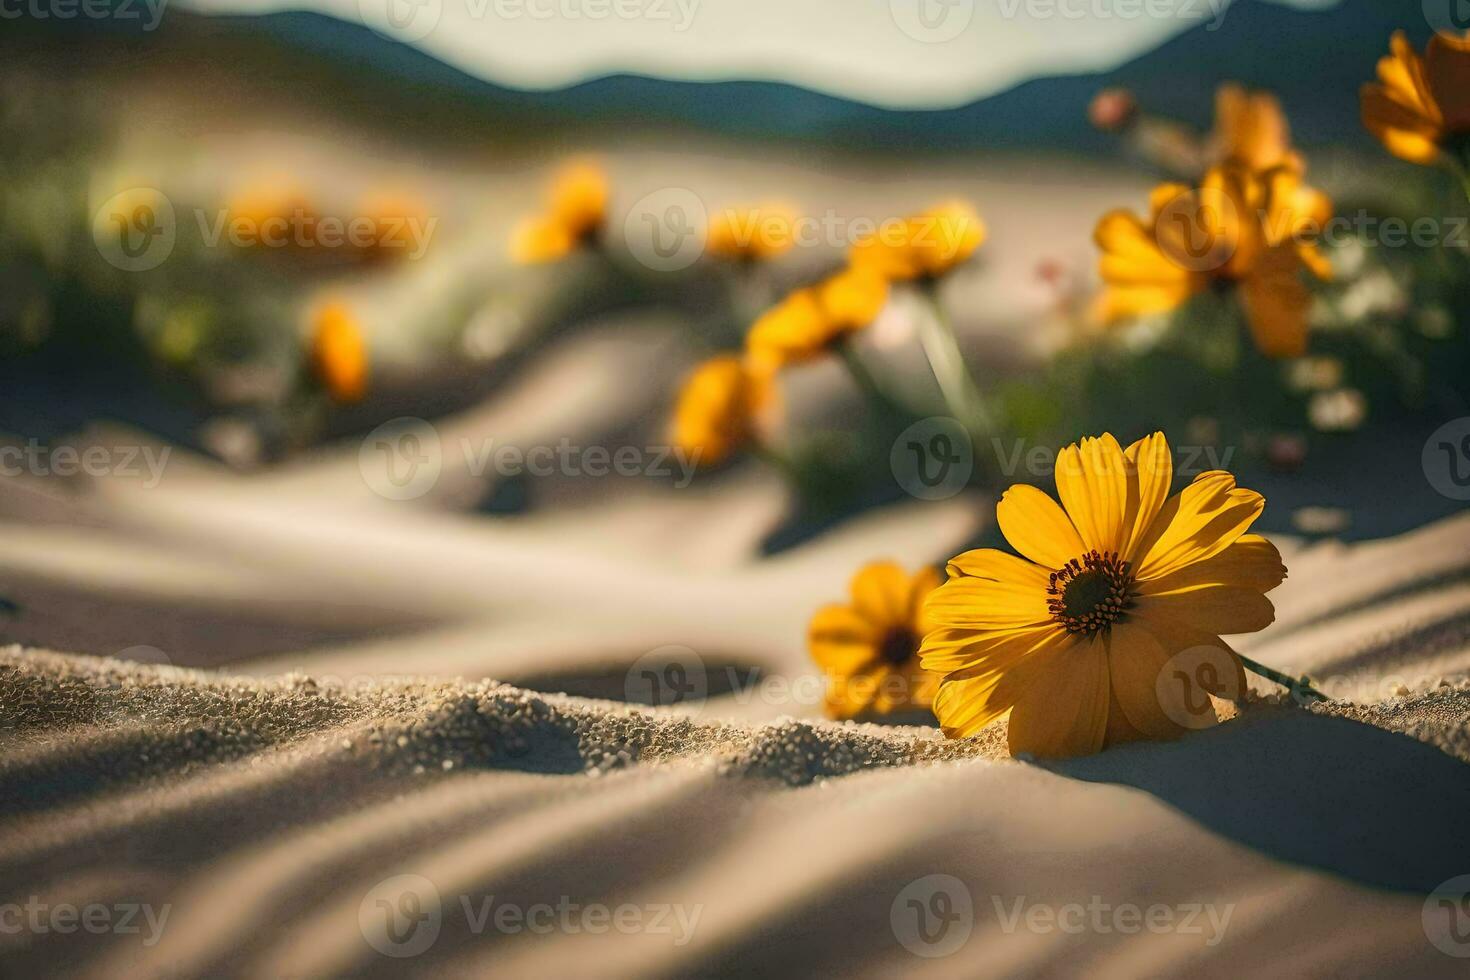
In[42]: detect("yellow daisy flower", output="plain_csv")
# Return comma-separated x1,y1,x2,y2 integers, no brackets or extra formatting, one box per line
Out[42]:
705,204,797,261
669,355,773,467
1094,163,1332,357
810,561,942,721
1211,83,1302,173
310,300,368,403
849,200,986,282
1361,30,1470,167
744,268,890,371
510,159,609,264
920,432,1287,758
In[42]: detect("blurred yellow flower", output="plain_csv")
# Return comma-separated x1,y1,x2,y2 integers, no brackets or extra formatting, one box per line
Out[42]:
809,561,941,721
226,180,318,248
1361,30,1470,167
670,355,773,467
745,268,889,370
1094,164,1332,357
921,432,1286,757
356,190,430,260
705,204,797,261
849,200,985,281
310,301,368,403
510,160,609,264
1211,83,1301,172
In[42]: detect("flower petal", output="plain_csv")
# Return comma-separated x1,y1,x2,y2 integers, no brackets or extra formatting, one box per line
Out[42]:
1426,30,1470,131
1121,431,1173,563
1137,533,1286,596
1005,634,1110,758
1132,584,1276,636
850,561,913,628
924,576,1052,630
945,548,1051,587
908,565,943,633
1106,620,1190,741
996,484,1085,570
931,628,1076,738
1055,433,1128,554
807,605,878,674
919,623,1054,676
1360,85,1444,165
1239,243,1311,359
1134,472,1265,581
1133,615,1247,703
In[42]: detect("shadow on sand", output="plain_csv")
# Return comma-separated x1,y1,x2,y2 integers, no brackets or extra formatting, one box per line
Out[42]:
1048,710,1470,894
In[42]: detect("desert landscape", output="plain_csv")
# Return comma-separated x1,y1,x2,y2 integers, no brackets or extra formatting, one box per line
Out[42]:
4,1,1470,976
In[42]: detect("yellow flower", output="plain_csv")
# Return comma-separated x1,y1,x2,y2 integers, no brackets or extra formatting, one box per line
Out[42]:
510,160,609,263
744,268,890,370
920,432,1286,758
310,301,368,403
810,561,942,720
1361,30,1470,167
226,179,318,248
669,355,773,467
355,190,430,260
1094,164,1332,357
1211,83,1301,172
849,200,986,281
705,204,797,261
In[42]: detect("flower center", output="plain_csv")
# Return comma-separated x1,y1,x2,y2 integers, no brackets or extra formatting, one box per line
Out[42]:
878,626,917,666
1047,550,1133,635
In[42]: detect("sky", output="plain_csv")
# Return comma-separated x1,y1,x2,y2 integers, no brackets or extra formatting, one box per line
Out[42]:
177,0,1341,109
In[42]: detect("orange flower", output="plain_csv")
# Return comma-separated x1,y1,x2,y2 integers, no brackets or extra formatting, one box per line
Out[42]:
809,561,941,720
511,160,609,263
1361,30,1470,167
705,205,797,261
849,200,985,281
1211,83,1301,172
310,301,368,403
921,432,1286,757
356,190,430,259
745,269,890,370
1094,164,1332,357
669,355,773,467
226,179,318,248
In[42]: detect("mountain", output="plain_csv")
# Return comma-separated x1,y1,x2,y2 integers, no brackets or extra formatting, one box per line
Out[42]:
2,0,1434,153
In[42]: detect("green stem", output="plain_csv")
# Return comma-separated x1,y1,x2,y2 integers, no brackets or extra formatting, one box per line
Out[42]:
749,442,801,485
916,281,990,438
835,338,908,419
1238,653,1327,704
1441,149,1470,208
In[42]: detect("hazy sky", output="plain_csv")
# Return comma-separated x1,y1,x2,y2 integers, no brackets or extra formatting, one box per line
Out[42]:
179,0,1339,108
